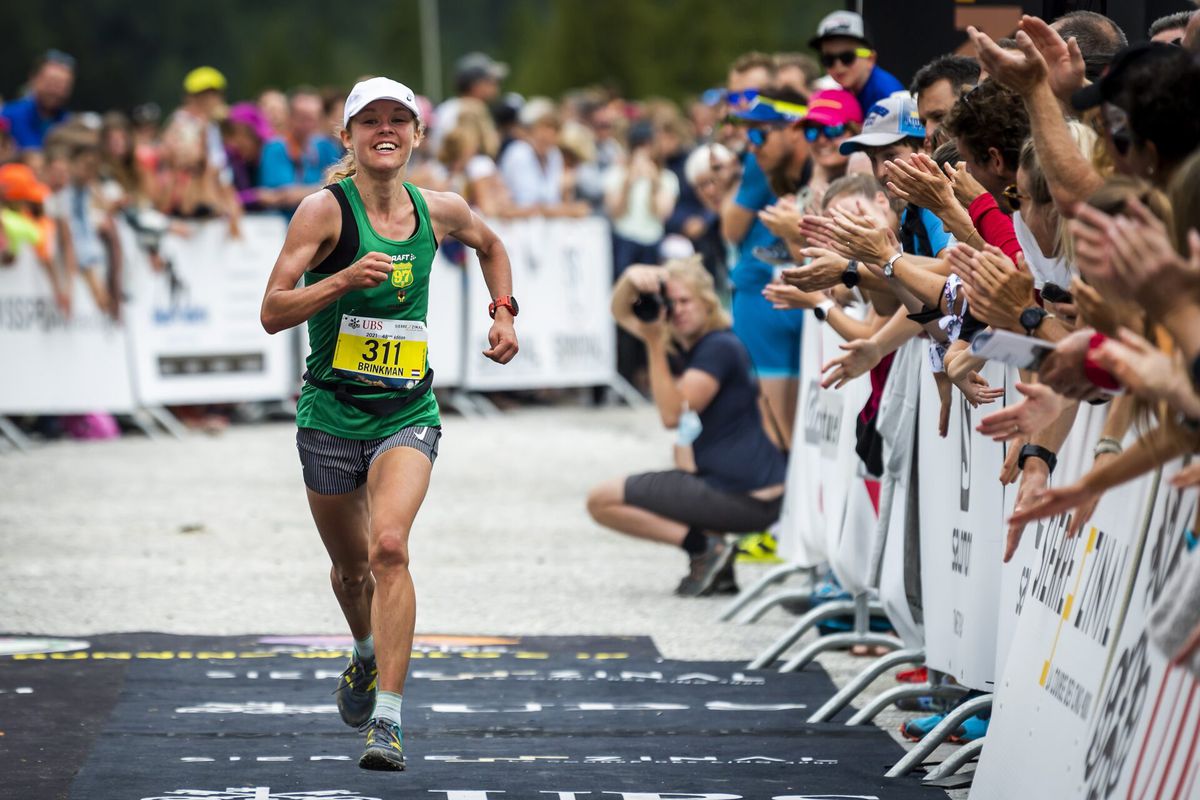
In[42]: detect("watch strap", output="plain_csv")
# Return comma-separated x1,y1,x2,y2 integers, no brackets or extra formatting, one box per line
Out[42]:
1018,443,1057,475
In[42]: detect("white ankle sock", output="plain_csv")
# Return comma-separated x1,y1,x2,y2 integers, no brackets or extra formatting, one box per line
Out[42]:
373,691,403,725
353,634,375,662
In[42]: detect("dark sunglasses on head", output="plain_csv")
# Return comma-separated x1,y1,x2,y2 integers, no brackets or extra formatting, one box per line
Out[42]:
820,47,872,68
1002,183,1030,211
803,123,848,142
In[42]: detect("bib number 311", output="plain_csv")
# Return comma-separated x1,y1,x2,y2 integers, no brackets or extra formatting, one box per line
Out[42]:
332,315,427,388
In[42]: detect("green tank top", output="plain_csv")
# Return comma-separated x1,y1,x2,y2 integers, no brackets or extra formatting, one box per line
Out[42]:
295,177,441,439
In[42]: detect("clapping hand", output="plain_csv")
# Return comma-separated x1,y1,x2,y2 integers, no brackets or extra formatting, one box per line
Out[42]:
781,247,849,291
884,154,956,215
949,245,1034,332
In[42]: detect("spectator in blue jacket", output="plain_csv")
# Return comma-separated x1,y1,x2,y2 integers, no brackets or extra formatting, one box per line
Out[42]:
258,87,341,217
1,51,74,150
809,10,903,114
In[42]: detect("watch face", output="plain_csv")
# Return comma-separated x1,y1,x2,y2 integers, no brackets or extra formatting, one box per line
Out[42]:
883,263,894,278
509,296,519,315
1020,307,1046,331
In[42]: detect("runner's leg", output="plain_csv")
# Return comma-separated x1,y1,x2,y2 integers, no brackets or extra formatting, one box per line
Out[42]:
366,445,433,694
306,487,373,640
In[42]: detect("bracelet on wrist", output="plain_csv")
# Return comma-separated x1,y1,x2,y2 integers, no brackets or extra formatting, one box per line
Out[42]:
1093,436,1123,458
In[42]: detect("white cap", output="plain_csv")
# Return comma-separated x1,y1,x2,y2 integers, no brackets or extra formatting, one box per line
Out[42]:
343,77,421,129
839,92,926,155
809,10,869,48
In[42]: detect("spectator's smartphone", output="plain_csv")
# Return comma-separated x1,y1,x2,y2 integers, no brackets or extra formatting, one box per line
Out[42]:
1041,282,1073,304
969,329,1057,371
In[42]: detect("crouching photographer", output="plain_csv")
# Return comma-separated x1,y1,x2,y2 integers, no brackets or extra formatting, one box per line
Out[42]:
586,256,786,597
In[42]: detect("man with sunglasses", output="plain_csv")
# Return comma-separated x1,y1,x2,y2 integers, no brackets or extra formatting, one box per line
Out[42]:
1,50,74,151
809,10,903,121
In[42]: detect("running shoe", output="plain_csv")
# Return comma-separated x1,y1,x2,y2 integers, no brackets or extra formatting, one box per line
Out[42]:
334,654,378,728
358,717,405,771
675,536,736,597
900,713,963,742
896,666,928,684
735,531,783,564
948,713,990,743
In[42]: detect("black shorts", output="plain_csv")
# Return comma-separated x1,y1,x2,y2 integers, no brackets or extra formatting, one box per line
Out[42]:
623,470,783,533
296,426,441,495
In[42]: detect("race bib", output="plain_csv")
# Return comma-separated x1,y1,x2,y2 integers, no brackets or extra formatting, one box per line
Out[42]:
332,315,428,388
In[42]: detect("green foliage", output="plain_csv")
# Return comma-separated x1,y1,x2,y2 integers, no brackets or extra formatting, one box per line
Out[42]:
0,0,840,111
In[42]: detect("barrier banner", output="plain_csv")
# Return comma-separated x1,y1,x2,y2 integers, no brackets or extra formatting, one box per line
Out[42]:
808,317,873,595
462,216,616,390
0,250,136,414
124,217,294,405
971,466,1155,799
1099,463,1197,800
426,251,465,388
916,361,1008,690
876,338,926,648
776,312,832,566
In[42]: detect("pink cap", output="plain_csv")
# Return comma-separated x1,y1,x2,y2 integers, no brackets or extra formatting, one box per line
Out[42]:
804,89,863,128
228,102,273,142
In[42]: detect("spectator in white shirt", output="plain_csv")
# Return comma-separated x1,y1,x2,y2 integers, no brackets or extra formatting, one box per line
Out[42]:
498,97,588,217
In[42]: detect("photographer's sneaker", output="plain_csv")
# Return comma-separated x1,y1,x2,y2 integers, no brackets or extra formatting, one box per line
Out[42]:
334,654,378,728
358,717,405,771
675,535,736,597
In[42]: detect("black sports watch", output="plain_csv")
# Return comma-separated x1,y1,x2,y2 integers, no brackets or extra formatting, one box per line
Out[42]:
840,260,860,289
1020,306,1048,336
1192,353,1200,392
1018,443,1057,475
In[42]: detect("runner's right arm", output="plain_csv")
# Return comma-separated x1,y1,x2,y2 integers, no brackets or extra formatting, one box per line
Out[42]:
259,191,392,334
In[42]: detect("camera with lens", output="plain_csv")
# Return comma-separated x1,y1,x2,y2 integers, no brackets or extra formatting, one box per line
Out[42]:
632,281,674,323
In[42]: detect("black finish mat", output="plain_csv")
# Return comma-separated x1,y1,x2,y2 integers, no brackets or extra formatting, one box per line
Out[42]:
1,633,944,799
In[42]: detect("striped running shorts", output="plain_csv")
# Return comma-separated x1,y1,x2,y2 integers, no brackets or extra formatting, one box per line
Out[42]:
296,426,441,495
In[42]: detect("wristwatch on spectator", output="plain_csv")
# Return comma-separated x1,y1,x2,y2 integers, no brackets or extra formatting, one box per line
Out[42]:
1020,306,1048,336
813,300,836,322
840,260,860,289
1018,443,1057,475
489,295,520,319
882,251,902,279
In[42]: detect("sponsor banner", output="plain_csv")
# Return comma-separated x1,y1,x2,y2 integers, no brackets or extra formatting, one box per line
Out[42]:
1103,462,1198,800
916,361,1007,689
426,249,465,387
797,314,873,593
776,314,832,566
0,247,137,414
876,338,925,648
124,216,294,405
462,216,616,390
971,462,1158,799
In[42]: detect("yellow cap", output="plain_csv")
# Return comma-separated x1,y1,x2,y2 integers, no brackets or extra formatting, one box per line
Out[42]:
183,66,227,95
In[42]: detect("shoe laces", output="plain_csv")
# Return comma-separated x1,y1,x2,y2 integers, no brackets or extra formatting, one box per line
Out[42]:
332,656,376,695
359,716,403,748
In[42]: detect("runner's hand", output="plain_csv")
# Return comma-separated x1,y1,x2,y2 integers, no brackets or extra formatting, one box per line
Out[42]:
484,317,519,364
342,252,394,291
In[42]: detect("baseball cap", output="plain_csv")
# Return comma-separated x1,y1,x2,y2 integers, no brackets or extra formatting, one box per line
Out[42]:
804,89,864,127
731,96,807,124
809,10,870,50
454,52,509,84
1071,43,1181,113
227,102,273,141
839,92,925,154
0,163,51,204
183,66,227,95
343,77,422,128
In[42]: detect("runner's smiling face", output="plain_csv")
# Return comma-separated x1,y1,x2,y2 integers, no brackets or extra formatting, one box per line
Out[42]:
344,100,422,172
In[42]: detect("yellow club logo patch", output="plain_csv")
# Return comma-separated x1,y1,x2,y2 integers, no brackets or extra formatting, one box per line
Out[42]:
390,265,414,288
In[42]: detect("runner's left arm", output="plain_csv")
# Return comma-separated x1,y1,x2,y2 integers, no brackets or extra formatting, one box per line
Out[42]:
434,191,519,365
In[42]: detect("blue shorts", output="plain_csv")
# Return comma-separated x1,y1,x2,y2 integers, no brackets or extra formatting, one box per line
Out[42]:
731,287,805,378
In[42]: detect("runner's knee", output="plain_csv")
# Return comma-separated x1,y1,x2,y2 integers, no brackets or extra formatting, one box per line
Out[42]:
330,562,370,592
369,528,411,573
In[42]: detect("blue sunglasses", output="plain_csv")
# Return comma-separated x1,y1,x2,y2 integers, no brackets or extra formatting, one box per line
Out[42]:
804,123,848,142
746,127,770,147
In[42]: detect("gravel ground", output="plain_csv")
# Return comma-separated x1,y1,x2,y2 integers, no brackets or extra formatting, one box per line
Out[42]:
0,404,964,795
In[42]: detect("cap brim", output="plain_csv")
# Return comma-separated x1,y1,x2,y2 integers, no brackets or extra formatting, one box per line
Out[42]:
1071,82,1104,112
733,106,796,124
808,33,870,50
346,94,422,126
839,131,905,154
